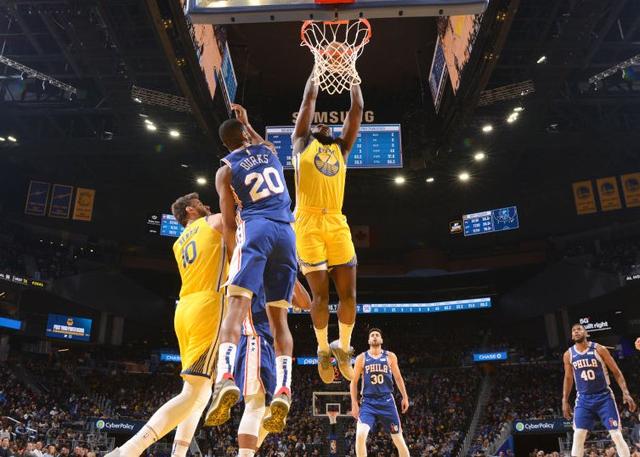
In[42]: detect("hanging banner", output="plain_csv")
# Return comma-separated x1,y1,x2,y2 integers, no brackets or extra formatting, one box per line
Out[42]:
24,181,50,216
48,184,74,219
596,176,622,211
621,172,640,208
73,188,96,222
572,180,597,215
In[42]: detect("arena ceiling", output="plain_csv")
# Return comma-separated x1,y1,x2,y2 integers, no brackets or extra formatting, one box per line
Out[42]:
0,0,639,248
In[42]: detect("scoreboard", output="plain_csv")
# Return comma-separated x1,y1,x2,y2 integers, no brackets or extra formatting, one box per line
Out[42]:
462,206,519,237
290,297,491,314
265,124,402,169
160,214,184,238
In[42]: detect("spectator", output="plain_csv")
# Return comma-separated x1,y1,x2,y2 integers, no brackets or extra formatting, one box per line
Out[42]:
42,445,56,457
0,438,12,457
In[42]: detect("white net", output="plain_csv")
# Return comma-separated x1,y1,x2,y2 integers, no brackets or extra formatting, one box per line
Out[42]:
301,19,371,95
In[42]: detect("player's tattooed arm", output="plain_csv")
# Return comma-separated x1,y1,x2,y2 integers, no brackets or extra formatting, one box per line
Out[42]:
215,165,237,259
596,344,637,412
338,83,364,157
350,354,365,419
389,352,409,413
562,350,574,420
292,71,319,154
231,103,265,146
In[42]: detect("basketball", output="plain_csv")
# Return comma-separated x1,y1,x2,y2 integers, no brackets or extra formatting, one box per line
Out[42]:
324,40,350,68
293,279,312,310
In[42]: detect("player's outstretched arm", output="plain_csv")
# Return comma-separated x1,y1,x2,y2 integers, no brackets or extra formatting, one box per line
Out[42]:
596,344,637,412
205,213,223,234
338,83,364,157
291,72,319,153
562,350,574,420
388,352,409,414
215,165,237,258
350,354,365,419
231,103,266,146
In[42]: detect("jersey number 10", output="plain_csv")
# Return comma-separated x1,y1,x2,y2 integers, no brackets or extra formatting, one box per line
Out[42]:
245,167,285,202
182,240,197,268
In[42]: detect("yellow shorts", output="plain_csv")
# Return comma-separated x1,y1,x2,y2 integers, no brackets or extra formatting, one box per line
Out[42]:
294,208,357,275
175,291,226,379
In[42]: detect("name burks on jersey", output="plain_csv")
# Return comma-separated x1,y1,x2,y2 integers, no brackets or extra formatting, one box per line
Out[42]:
239,154,271,171
365,363,390,374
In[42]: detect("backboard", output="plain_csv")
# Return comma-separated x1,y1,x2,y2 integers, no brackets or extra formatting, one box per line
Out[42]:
186,0,488,25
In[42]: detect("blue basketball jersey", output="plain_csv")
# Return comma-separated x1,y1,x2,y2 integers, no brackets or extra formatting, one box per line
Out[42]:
570,342,610,395
221,144,293,223
361,350,394,398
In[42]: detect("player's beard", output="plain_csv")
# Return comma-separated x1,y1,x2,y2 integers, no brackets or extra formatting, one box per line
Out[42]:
573,336,586,344
312,131,337,145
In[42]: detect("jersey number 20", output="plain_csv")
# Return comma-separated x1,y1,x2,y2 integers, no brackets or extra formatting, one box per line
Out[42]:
245,167,285,202
580,369,596,381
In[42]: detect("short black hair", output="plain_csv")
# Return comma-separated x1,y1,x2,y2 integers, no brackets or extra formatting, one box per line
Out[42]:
369,327,382,337
218,118,245,149
572,323,585,330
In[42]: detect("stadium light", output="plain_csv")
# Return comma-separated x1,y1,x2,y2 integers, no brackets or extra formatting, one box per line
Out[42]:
459,172,470,181
0,137,5,142
513,106,524,112
180,164,189,168
7,136,17,142
482,124,493,133
146,124,157,131
134,97,142,103
394,176,406,185
426,177,435,183
144,119,154,125
537,55,547,64
169,129,180,138
507,112,519,123
474,152,486,161
196,177,207,185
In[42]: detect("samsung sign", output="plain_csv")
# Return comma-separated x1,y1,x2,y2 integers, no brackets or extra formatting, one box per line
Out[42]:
513,419,572,434
473,351,508,362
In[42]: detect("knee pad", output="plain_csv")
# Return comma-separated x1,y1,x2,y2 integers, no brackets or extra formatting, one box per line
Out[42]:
238,394,266,437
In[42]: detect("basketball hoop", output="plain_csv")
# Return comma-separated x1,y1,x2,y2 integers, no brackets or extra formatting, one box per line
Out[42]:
301,19,372,95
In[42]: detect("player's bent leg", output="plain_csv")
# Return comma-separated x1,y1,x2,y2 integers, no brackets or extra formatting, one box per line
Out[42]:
111,375,212,457
207,294,252,427
571,428,588,457
390,432,410,457
305,269,335,383
262,305,293,433
355,422,370,457
329,265,356,381
238,393,267,457
609,429,631,457
172,387,212,457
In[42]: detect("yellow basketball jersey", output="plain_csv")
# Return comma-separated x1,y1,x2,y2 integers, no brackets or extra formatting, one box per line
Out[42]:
172,217,227,298
293,139,346,212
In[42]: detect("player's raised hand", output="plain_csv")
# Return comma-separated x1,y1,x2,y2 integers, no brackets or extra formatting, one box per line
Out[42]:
635,337,640,351
401,397,409,414
230,103,249,125
350,403,359,419
562,399,573,420
624,392,637,413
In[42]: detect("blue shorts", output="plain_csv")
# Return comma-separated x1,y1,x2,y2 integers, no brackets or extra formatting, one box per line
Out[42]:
359,395,401,434
234,333,276,404
227,218,297,307
574,389,621,431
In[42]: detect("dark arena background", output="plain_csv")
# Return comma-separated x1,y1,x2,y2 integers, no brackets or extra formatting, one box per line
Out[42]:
1,0,640,456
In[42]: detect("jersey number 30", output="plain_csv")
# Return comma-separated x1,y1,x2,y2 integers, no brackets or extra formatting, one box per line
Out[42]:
370,374,385,385
580,369,596,381
245,167,285,202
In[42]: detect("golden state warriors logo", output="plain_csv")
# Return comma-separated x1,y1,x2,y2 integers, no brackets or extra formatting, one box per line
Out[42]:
67,317,74,326
314,146,340,176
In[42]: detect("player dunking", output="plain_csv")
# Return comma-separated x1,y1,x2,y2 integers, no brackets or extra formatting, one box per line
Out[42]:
562,323,637,457
106,194,227,457
291,70,364,383
206,104,297,433
350,328,410,457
